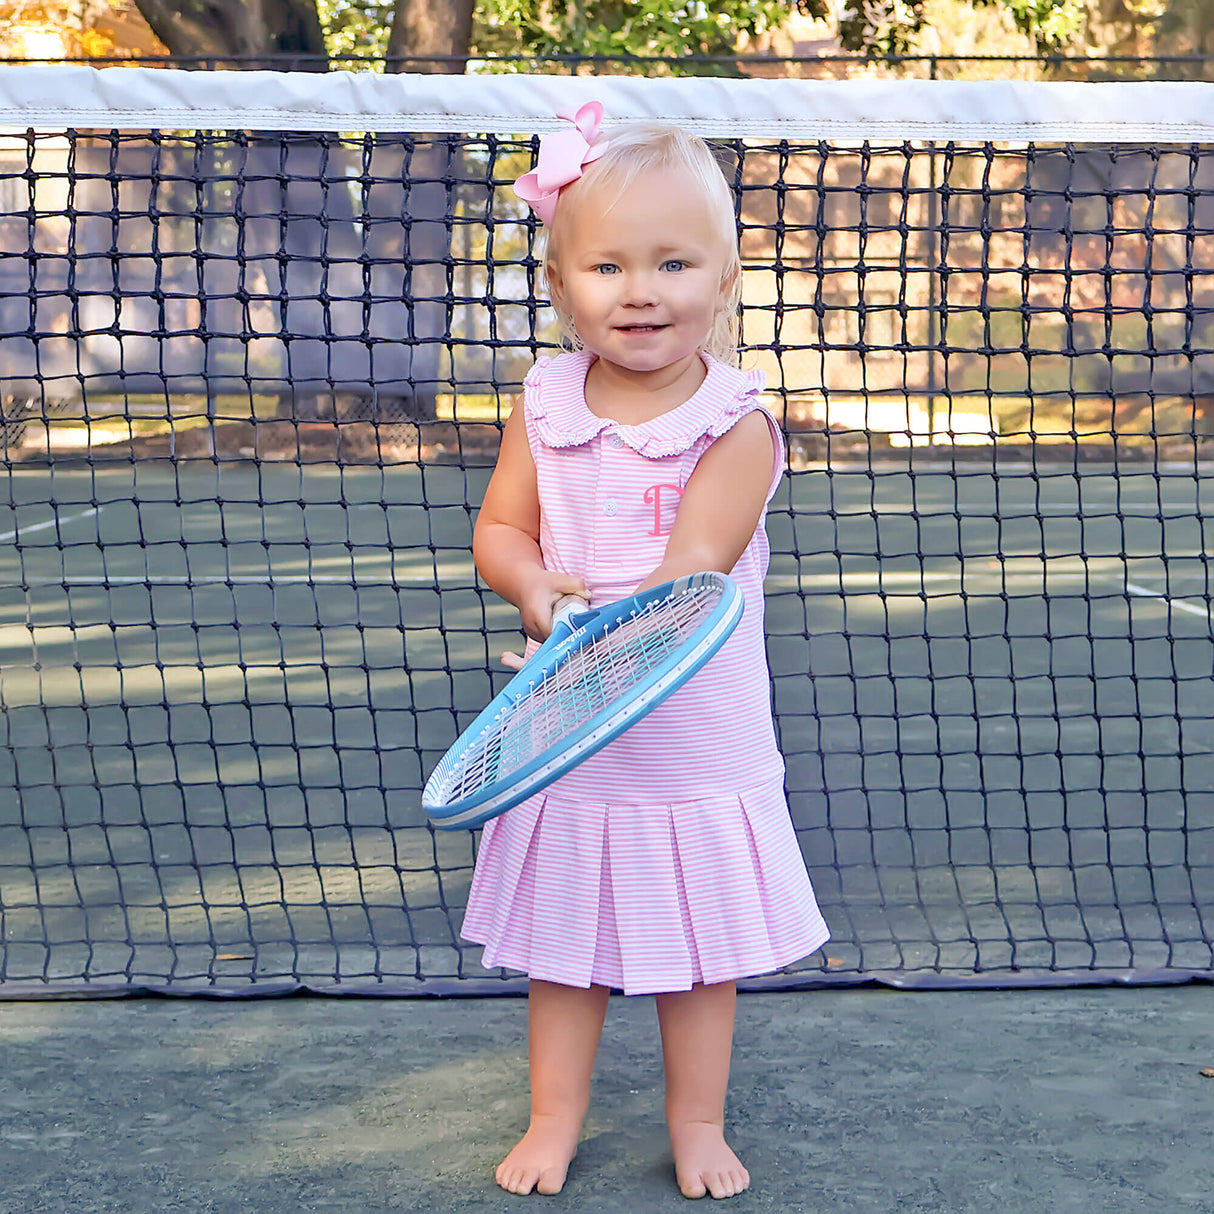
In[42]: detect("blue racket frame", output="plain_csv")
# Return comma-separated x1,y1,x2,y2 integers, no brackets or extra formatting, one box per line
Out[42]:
423,571,743,830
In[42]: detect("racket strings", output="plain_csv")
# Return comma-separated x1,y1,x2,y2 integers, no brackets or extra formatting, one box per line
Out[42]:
443,587,718,801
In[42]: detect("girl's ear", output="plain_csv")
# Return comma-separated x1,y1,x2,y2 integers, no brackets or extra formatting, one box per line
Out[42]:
545,257,581,350
546,258,567,313
719,262,740,307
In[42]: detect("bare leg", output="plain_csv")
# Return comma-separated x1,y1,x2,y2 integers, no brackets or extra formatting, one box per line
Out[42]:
495,979,610,1196
655,981,750,1200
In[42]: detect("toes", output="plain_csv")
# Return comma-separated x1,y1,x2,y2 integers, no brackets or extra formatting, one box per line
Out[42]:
709,1172,746,1199
496,1165,537,1195
535,1164,569,1195
677,1170,709,1199
495,1156,571,1196
681,1166,750,1200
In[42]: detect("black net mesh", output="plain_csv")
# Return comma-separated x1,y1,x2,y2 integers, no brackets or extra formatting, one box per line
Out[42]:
1,123,1211,995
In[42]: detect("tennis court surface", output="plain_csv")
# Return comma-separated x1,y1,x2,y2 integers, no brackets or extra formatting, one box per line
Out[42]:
1,987,1210,1213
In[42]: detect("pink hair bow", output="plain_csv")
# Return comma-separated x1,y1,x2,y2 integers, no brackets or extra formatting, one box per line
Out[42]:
514,101,609,225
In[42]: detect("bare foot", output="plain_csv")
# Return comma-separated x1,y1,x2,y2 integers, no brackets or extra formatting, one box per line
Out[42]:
495,1113,582,1195
669,1120,750,1200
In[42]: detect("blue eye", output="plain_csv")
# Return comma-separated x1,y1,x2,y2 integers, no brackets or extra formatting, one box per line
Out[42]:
595,264,619,275
662,259,686,272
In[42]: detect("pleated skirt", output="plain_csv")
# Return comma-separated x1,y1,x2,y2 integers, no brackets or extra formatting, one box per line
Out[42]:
461,775,830,995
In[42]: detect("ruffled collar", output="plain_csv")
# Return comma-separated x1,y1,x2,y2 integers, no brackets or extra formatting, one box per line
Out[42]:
526,350,765,458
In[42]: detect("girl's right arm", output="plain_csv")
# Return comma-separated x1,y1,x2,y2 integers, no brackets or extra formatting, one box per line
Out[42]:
473,403,588,646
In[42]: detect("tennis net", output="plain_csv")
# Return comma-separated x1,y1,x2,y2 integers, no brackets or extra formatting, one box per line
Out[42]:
0,68,1211,995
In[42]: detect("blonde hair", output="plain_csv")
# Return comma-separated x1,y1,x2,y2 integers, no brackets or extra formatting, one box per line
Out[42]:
541,123,742,366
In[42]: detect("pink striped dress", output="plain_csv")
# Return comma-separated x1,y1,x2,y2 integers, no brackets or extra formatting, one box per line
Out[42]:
461,350,829,995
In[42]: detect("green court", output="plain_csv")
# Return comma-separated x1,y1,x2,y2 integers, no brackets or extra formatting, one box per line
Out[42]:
3,457,1210,993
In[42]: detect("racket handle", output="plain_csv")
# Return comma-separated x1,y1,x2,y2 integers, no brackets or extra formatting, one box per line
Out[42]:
551,593,592,634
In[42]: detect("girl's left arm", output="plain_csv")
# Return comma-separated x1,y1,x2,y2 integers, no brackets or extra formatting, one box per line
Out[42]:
636,410,776,592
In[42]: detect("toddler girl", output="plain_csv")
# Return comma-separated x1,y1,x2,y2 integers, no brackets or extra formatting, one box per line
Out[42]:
461,102,830,1200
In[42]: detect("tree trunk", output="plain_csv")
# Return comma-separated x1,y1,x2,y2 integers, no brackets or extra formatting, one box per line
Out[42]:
131,0,327,66
126,0,480,424
384,0,477,421
386,0,475,71
126,2,332,441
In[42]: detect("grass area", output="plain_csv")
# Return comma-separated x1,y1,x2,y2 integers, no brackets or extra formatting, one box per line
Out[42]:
777,391,1202,442
15,390,1202,455
435,393,512,423
85,392,512,425
24,414,213,449
76,394,283,421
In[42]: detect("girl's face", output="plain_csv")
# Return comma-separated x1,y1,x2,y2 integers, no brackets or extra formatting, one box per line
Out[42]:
547,165,734,379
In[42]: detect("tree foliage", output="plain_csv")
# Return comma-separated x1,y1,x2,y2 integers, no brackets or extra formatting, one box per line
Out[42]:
476,0,808,64
824,0,1089,55
9,0,1187,70
477,0,1093,61
315,0,816,68
127,0,1166,70
316,0,394,63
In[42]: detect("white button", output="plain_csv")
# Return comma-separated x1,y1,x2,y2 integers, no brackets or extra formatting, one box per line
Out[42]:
603,498,618,516
607,433,624,449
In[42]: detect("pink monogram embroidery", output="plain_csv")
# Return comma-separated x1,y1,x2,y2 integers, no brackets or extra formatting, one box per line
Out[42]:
644,483,681,536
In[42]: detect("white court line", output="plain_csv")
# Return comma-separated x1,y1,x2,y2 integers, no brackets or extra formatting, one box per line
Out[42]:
786,505,1204,517
2,570,1207,616
1125,582,1213,620
0,573,451,587
764,569,1099,589
17,571,954,589
767,570,1214,613
0,507,99,542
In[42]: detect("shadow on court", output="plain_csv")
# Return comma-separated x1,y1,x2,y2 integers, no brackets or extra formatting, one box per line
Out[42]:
1,986,1210,1214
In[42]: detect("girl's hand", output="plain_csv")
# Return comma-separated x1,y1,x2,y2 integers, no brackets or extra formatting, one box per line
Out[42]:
501,572,589,670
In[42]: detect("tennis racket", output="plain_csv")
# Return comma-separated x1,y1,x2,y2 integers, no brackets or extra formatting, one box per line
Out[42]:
423,570,743,830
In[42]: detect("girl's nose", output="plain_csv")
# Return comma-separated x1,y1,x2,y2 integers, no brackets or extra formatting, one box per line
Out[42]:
621,272,660,306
